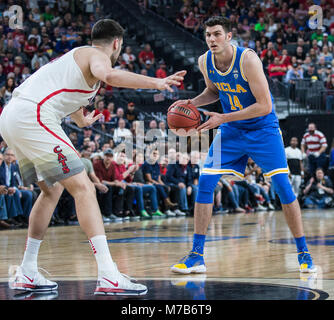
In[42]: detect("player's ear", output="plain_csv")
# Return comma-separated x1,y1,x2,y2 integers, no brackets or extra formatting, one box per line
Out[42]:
226,31,232,41
113,38,120,51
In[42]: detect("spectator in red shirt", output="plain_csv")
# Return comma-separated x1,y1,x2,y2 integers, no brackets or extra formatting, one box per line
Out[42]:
93,99,107,131
104,102,116,123
2,57,14,75
260,41,278,60
268,57,287,81
13,56,25,74
261,49,275,74
279,49,292,67
138,43,155,67
112,151,136,217
176,6,189,27
94,99,106,120
93,148,123,219
184,11,200,34
24,38,38,59
155,60,167,78
12,28,26,47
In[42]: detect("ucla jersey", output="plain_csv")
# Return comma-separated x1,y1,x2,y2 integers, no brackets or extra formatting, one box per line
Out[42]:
205,45,279,130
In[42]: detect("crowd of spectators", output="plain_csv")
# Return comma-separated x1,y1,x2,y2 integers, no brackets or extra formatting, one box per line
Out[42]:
2,1,334,230
285,122,334,209
144,0,334,110
0,0,184,115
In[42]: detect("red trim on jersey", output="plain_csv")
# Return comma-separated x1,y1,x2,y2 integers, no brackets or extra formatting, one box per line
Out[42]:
37,88,95,156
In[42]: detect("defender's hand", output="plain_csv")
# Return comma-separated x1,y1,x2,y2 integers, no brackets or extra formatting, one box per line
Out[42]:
157,70,187,92
83,111,103,127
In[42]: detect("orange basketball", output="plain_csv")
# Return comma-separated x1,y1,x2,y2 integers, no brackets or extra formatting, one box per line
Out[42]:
167,103,201,136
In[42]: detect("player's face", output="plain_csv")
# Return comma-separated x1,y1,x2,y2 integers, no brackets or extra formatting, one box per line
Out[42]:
205,25,232,54
111,37,123,67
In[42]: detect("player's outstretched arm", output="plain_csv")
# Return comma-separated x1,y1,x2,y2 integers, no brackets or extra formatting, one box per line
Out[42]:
169,54,219,109
89,52,186,92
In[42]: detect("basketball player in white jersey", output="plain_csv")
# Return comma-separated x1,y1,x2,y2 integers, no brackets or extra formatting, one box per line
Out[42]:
0,19,186,296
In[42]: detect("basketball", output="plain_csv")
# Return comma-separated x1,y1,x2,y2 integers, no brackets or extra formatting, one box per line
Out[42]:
167,103,201,136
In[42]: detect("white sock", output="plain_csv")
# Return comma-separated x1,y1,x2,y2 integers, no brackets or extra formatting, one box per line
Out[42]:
89,235,118,277
21,237,42,274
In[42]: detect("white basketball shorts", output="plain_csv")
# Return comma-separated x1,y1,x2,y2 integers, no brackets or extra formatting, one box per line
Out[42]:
0,97,84,186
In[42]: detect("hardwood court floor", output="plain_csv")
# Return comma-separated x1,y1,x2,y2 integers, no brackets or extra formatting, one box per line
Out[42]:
0,209,334,300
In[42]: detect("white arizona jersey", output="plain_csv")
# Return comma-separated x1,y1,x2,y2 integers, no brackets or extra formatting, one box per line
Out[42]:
12,46,100,122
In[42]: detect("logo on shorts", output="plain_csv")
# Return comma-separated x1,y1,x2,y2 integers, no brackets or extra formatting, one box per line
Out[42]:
53,146,70,174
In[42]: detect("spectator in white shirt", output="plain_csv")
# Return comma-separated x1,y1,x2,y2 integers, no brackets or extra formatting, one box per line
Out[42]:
122,46,136,65
113,118,133,145
301,123,328,175
285,137,304,197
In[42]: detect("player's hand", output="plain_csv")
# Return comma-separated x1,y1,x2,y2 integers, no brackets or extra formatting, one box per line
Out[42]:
83,111,103,127
168,99,192,112
197,111,226,132
157,70,187,92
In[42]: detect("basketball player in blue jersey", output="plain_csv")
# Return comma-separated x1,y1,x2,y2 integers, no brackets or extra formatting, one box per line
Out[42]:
170,16,317,274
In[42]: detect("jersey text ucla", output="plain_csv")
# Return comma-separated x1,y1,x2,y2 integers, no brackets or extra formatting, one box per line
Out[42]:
205,45,279,130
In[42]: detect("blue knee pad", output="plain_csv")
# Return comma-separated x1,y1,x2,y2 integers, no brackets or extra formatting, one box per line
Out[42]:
271,173,296,205
196,174,221,204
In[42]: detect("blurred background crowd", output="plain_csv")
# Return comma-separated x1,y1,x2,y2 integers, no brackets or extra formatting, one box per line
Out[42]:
1,0,334,230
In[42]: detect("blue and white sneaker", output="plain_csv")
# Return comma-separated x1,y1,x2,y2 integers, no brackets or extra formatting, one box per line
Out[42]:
171,252,206,274
298,251,317,273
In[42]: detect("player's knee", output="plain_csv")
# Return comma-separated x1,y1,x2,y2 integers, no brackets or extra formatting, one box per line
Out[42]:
70,179,95,198
196,174,221,204
271,173,296,205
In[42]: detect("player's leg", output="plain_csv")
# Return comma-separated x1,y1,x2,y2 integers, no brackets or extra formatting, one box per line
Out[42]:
170,174,221,274
59,170,147,295
28,181,64,239
270,174,316,272
171,127,247,274
247,127,316,273
10,181,63,292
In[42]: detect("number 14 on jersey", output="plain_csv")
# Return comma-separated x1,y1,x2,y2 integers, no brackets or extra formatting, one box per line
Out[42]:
226,93,243,111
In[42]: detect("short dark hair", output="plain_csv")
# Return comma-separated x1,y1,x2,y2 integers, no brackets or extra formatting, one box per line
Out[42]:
91,19,124,44
204,16,231,34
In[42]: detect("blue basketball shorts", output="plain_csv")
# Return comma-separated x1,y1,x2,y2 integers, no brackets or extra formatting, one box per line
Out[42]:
201,125,289,179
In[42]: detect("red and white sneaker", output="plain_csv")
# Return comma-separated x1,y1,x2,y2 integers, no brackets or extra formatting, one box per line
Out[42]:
9,266,58,292
94,271,147,296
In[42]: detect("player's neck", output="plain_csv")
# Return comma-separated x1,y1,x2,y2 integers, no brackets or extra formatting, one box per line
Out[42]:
91,44,113,59
213,44,234,67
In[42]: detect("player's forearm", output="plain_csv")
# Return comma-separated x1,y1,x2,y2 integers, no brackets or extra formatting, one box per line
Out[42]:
105,69,159,90
191,88,219,107
223,102,272,123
